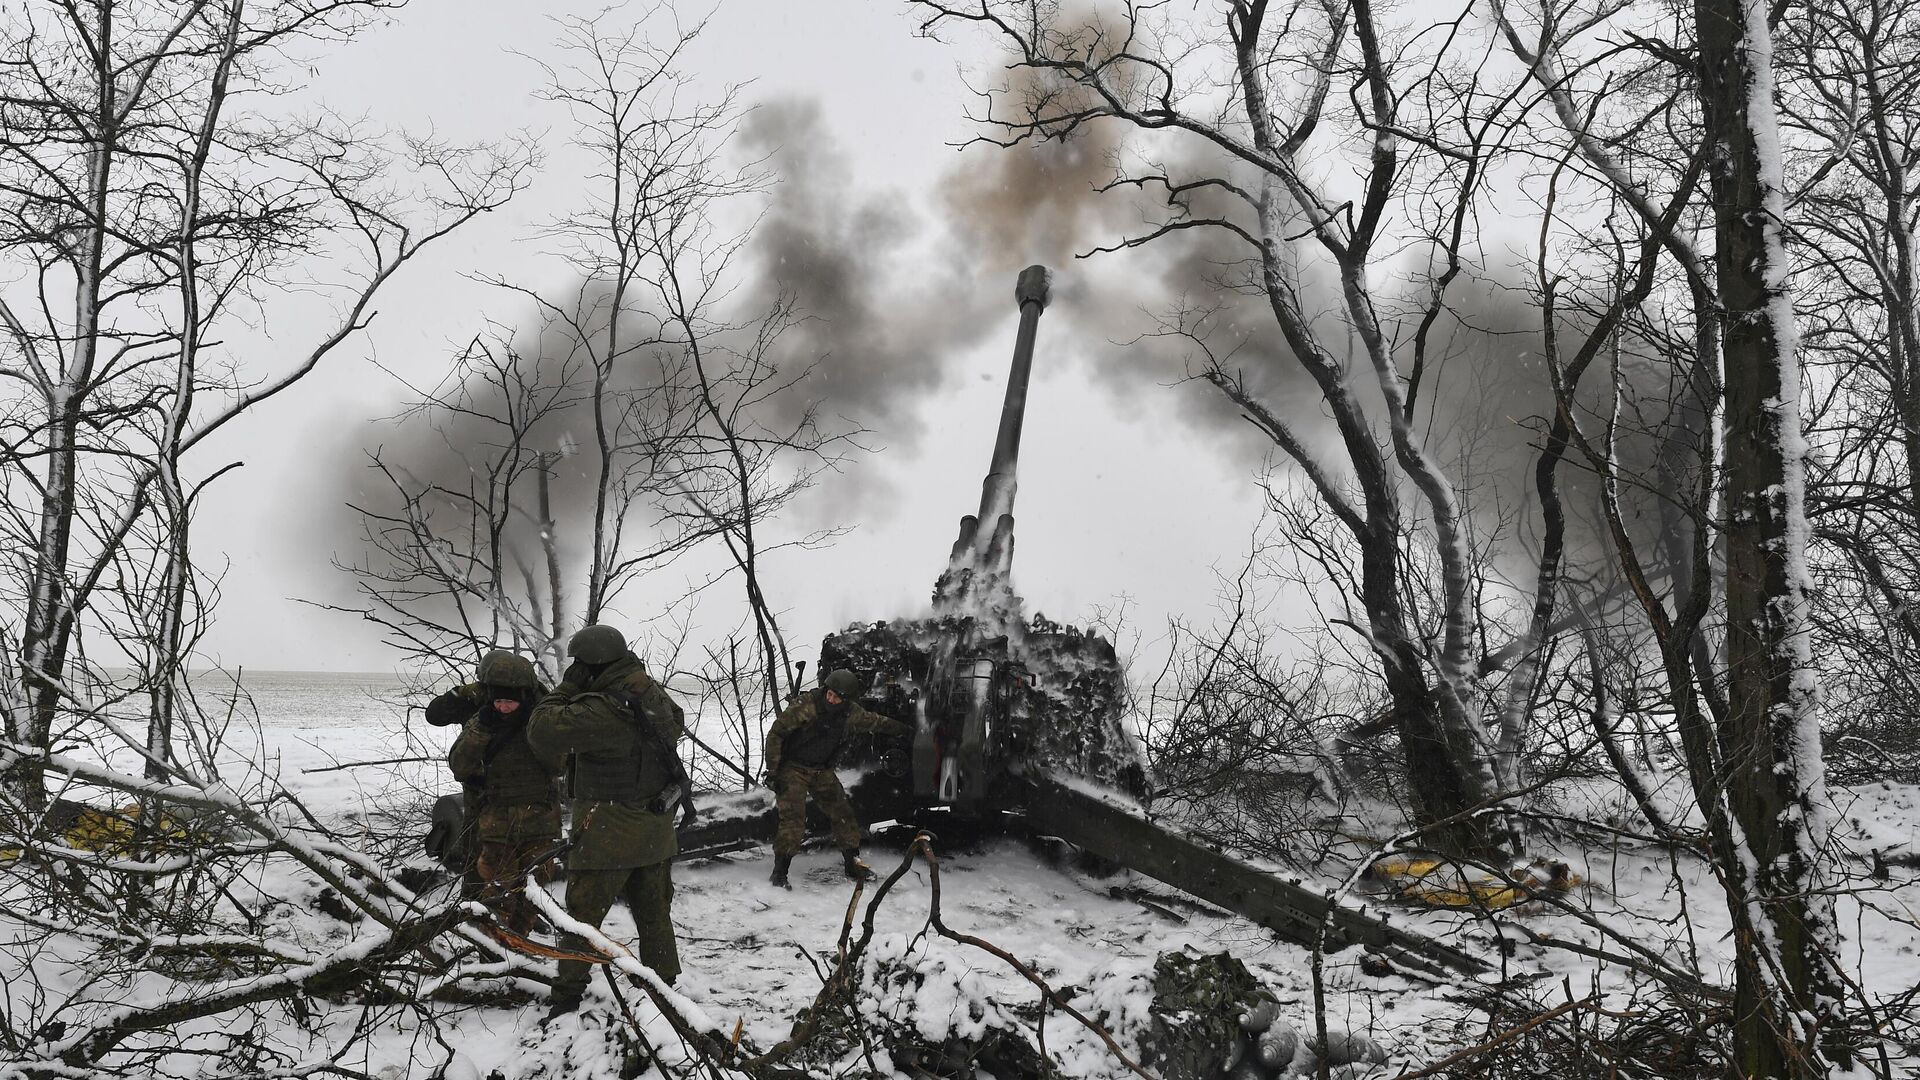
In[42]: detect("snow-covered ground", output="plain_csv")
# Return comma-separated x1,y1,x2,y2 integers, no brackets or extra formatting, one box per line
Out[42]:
433,840,1459,1079
6,672,1919,1078
250,675,1468,1076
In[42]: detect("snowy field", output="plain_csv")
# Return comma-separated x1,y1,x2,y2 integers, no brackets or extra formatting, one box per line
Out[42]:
8,670,1920,1078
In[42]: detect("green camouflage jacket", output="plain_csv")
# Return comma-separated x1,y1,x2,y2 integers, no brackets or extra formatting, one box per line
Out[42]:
446,686,560,845
527,654,684,869
765,688,911,775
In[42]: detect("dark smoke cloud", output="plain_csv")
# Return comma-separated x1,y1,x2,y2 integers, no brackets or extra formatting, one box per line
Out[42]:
885,6,1694,583
973,136,1353,468
302,284,674,618
738,99,1002,435
937,117,1126,277
296,67,1696,633
300,98,1053,603
925,100,1694,600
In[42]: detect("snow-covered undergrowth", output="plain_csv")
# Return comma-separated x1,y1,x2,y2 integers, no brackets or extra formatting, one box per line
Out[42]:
4,682,1918,1079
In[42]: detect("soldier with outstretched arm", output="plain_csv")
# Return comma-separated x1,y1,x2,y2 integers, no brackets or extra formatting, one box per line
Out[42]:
437,650,559,935
527,623,686,1017
764,668,912,888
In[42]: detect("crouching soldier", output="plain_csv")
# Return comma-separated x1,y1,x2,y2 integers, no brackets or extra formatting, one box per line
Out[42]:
442,650,559,935
764,668,912,888
528,623,686,1015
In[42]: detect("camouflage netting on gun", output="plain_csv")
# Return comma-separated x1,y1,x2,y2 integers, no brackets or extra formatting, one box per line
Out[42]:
819,611,1148,799
1139,951,1270,1080
1139,952,1391,1080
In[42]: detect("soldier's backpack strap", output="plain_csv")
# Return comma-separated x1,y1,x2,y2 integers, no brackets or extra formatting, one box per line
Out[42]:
615,689,697,827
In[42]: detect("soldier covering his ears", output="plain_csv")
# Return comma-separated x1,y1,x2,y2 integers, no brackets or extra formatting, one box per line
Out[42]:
763,668,912,888
434,650,560,933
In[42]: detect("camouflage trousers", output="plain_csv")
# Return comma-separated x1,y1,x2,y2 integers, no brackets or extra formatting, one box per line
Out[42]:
773,764,862,857
474,837,558,936
552,861,679,1002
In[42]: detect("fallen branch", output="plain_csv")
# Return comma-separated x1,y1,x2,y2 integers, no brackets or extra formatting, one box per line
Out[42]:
1501,915,1728,1000
522,883,731,1064
1388,995,1598,1080
4,739,516,968
737,840,925,1069
26,902,474,1071
300,756,437,774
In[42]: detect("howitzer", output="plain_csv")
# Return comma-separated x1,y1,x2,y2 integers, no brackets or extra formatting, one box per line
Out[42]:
419,266,1504,979
896,265,1057,812
809,265,1494,975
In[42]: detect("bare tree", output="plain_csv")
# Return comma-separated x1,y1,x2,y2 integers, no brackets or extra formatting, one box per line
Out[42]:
0,7,537,1067
910,0,1584,854
328,324,594,686
0,0,531,812
332,10,865,781
1492,0,1854,1068
1779,0,1920,784
530,8,865,713
1698,0,1847,1067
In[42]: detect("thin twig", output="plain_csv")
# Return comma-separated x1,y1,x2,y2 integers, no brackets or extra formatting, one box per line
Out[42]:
299,756,436,774
1389,995,1598,1080
916,837,1159,1080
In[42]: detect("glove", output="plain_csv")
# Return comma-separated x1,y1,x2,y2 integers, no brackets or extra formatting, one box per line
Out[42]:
761,768,781,791
562,661,593,689
423,691,472,728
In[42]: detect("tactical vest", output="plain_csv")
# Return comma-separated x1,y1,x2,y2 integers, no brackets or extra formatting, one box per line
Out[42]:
481,730,555,807
571,696,675,805
784,693,851,768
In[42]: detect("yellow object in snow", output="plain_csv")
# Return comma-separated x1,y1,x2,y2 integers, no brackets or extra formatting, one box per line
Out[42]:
1366,855,1581,910
0,800,190,862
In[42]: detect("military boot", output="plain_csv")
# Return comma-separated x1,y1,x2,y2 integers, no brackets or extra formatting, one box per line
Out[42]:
842,849,875,882
769,853,793,889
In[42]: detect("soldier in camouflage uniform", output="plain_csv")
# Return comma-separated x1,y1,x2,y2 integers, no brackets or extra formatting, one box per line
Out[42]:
764,668,911,888
527,624,686,1014
425,649,548,896
441,651,560,935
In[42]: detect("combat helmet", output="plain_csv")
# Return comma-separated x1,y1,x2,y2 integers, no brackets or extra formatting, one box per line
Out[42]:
477,649,539,690
568,624,629,665
823,669,861,698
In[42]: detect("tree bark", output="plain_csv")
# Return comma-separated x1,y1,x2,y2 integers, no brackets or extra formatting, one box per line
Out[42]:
1694,0,1847,1070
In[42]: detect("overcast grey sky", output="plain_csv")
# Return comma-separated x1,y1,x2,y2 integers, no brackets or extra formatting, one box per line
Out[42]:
190,0,1283,674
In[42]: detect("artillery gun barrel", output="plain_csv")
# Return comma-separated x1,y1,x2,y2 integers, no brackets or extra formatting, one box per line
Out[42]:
974,264,1052,531
946,265,1053,584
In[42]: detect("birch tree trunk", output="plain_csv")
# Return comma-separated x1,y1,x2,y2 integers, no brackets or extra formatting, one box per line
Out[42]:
15,1,120,813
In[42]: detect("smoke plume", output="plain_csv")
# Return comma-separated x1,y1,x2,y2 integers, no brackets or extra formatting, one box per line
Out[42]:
738,99,1006,434
298,65,1697,646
